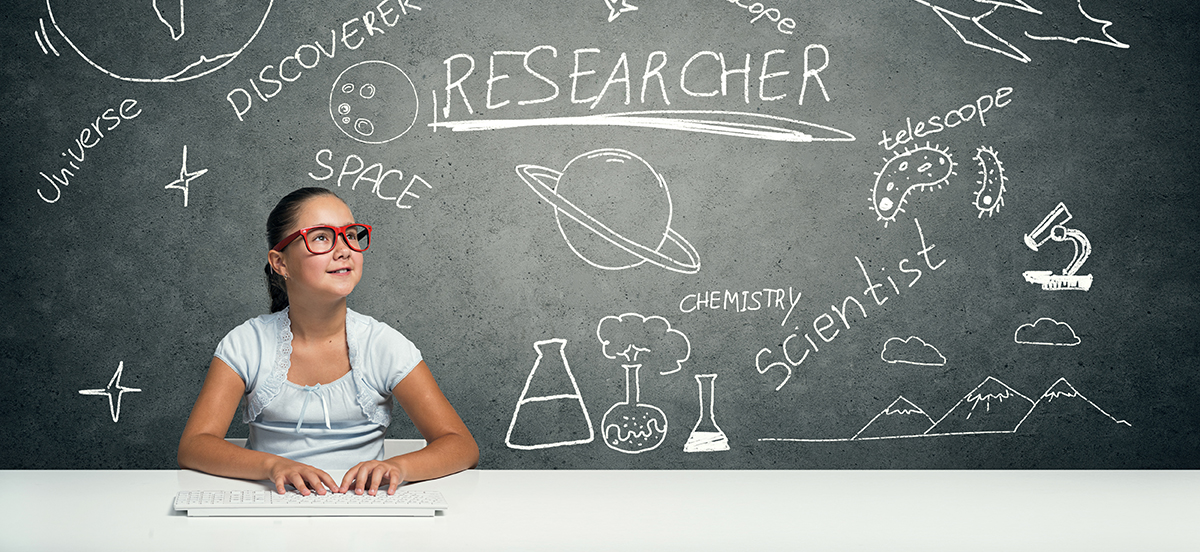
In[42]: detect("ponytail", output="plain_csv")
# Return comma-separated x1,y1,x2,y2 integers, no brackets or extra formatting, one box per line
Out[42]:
264,263,289,314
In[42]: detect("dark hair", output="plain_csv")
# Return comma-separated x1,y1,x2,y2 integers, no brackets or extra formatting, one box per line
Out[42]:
264,187,340,313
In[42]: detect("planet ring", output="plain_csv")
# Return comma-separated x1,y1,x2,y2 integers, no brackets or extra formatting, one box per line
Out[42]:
517,164,701,274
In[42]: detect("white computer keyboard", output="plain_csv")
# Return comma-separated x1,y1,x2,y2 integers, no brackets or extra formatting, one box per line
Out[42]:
174,489,448,517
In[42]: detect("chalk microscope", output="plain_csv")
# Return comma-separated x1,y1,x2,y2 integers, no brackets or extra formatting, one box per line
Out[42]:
1022,202,1093,291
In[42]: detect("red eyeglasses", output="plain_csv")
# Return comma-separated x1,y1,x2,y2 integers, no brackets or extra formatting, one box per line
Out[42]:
272,224,372,254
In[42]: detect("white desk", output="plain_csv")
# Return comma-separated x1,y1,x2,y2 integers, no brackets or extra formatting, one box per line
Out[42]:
1,470,1196,551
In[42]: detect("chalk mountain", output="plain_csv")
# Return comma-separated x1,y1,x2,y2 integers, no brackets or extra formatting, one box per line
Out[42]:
1014,378,1132,434
853,396,936,440
925,376,1035,435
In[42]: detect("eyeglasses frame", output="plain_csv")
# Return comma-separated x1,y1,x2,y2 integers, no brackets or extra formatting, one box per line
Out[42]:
271,223,373,254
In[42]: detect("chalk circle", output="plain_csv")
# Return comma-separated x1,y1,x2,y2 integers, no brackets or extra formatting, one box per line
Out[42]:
354,118,375,137
328,60,418,144
517,149,700,274
46,0,274,82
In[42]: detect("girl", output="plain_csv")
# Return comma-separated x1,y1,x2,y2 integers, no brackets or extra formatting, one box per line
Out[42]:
179,187,478,496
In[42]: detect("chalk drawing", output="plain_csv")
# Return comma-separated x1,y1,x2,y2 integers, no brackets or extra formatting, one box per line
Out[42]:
602,364,668,454
880,336,946,366
1022,202,1093,291
164,145,208,208
506,339,595,450
760,376,1129,442
1015,317,1081,346
684,374,730,453
1014,378,1131,430
153,0,185,40
518,149,701,274
78,361,142,423
329,61,419,144
972,146,1007,218
44,0,273,82
870,143,955,228
1022,0,1130,51
35,18,60,56
604,0,638,22
907,0,1127,64
851,396,936,440
597,312,692,376
431,109,856,144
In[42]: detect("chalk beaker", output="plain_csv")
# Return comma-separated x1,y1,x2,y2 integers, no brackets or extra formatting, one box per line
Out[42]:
684,373,729,452
505,339,594,450
601,364,668,454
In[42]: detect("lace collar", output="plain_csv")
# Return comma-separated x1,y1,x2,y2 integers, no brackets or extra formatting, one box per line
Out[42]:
243,307,390,426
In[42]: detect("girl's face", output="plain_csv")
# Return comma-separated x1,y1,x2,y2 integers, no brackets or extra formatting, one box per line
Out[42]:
269,195,364,306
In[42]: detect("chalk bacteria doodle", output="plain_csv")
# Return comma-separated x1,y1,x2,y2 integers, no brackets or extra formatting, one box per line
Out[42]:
972,146,1007,218
869,143,955,228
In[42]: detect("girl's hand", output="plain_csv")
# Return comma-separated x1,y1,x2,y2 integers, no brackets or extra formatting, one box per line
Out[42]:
341,460,406,495
267,458,339,495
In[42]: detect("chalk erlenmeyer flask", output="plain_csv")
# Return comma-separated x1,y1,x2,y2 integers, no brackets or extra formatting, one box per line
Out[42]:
601,364,668,454
505,339,594,450
684,373,729,452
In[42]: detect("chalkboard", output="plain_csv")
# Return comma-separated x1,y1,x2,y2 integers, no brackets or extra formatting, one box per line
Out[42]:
2,0,1197,470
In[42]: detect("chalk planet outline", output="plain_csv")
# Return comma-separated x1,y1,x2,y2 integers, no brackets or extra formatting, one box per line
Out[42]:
517,151,700,274
46,0,274,83
328,60,419,144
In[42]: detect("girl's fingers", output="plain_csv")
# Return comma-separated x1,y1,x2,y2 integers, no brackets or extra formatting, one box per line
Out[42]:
368,467,386,495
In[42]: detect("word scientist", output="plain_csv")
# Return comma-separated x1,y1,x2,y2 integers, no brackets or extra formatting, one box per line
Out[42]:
755,219,947,391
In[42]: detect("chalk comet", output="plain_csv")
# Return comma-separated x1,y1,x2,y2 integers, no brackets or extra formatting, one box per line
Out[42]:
909,0,1129,63
429,109,856,143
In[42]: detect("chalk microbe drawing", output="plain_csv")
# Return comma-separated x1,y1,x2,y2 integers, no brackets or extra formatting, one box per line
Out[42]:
329,61,419,144
759,376,1129,443
972,146,1007,218
44,0,272,82
1014,317,1081,346
164,145,208,208
870,143,955,228
79,361,142,423
506,339,595,450
880,336,947,366
518,149,701,274
604,0,638,22
906,0,1128,64
1022,202,1093,291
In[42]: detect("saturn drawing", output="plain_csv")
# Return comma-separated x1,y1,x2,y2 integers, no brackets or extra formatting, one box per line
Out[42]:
516,148,700,274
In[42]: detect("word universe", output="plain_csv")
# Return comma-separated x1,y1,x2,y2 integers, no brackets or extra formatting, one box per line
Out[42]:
441,44,834,117
754,219,947,391
37,99,142,204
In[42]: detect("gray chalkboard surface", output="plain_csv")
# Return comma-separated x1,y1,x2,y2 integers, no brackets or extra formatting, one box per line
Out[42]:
2,0,1196,469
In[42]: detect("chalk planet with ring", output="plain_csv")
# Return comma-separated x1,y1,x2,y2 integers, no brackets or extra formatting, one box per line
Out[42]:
516,149,700,274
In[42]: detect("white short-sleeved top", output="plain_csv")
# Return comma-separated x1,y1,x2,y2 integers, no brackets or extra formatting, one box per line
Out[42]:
213,308,422,470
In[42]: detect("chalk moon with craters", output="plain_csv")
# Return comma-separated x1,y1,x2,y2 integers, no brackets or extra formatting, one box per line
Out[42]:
329,60,418,144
